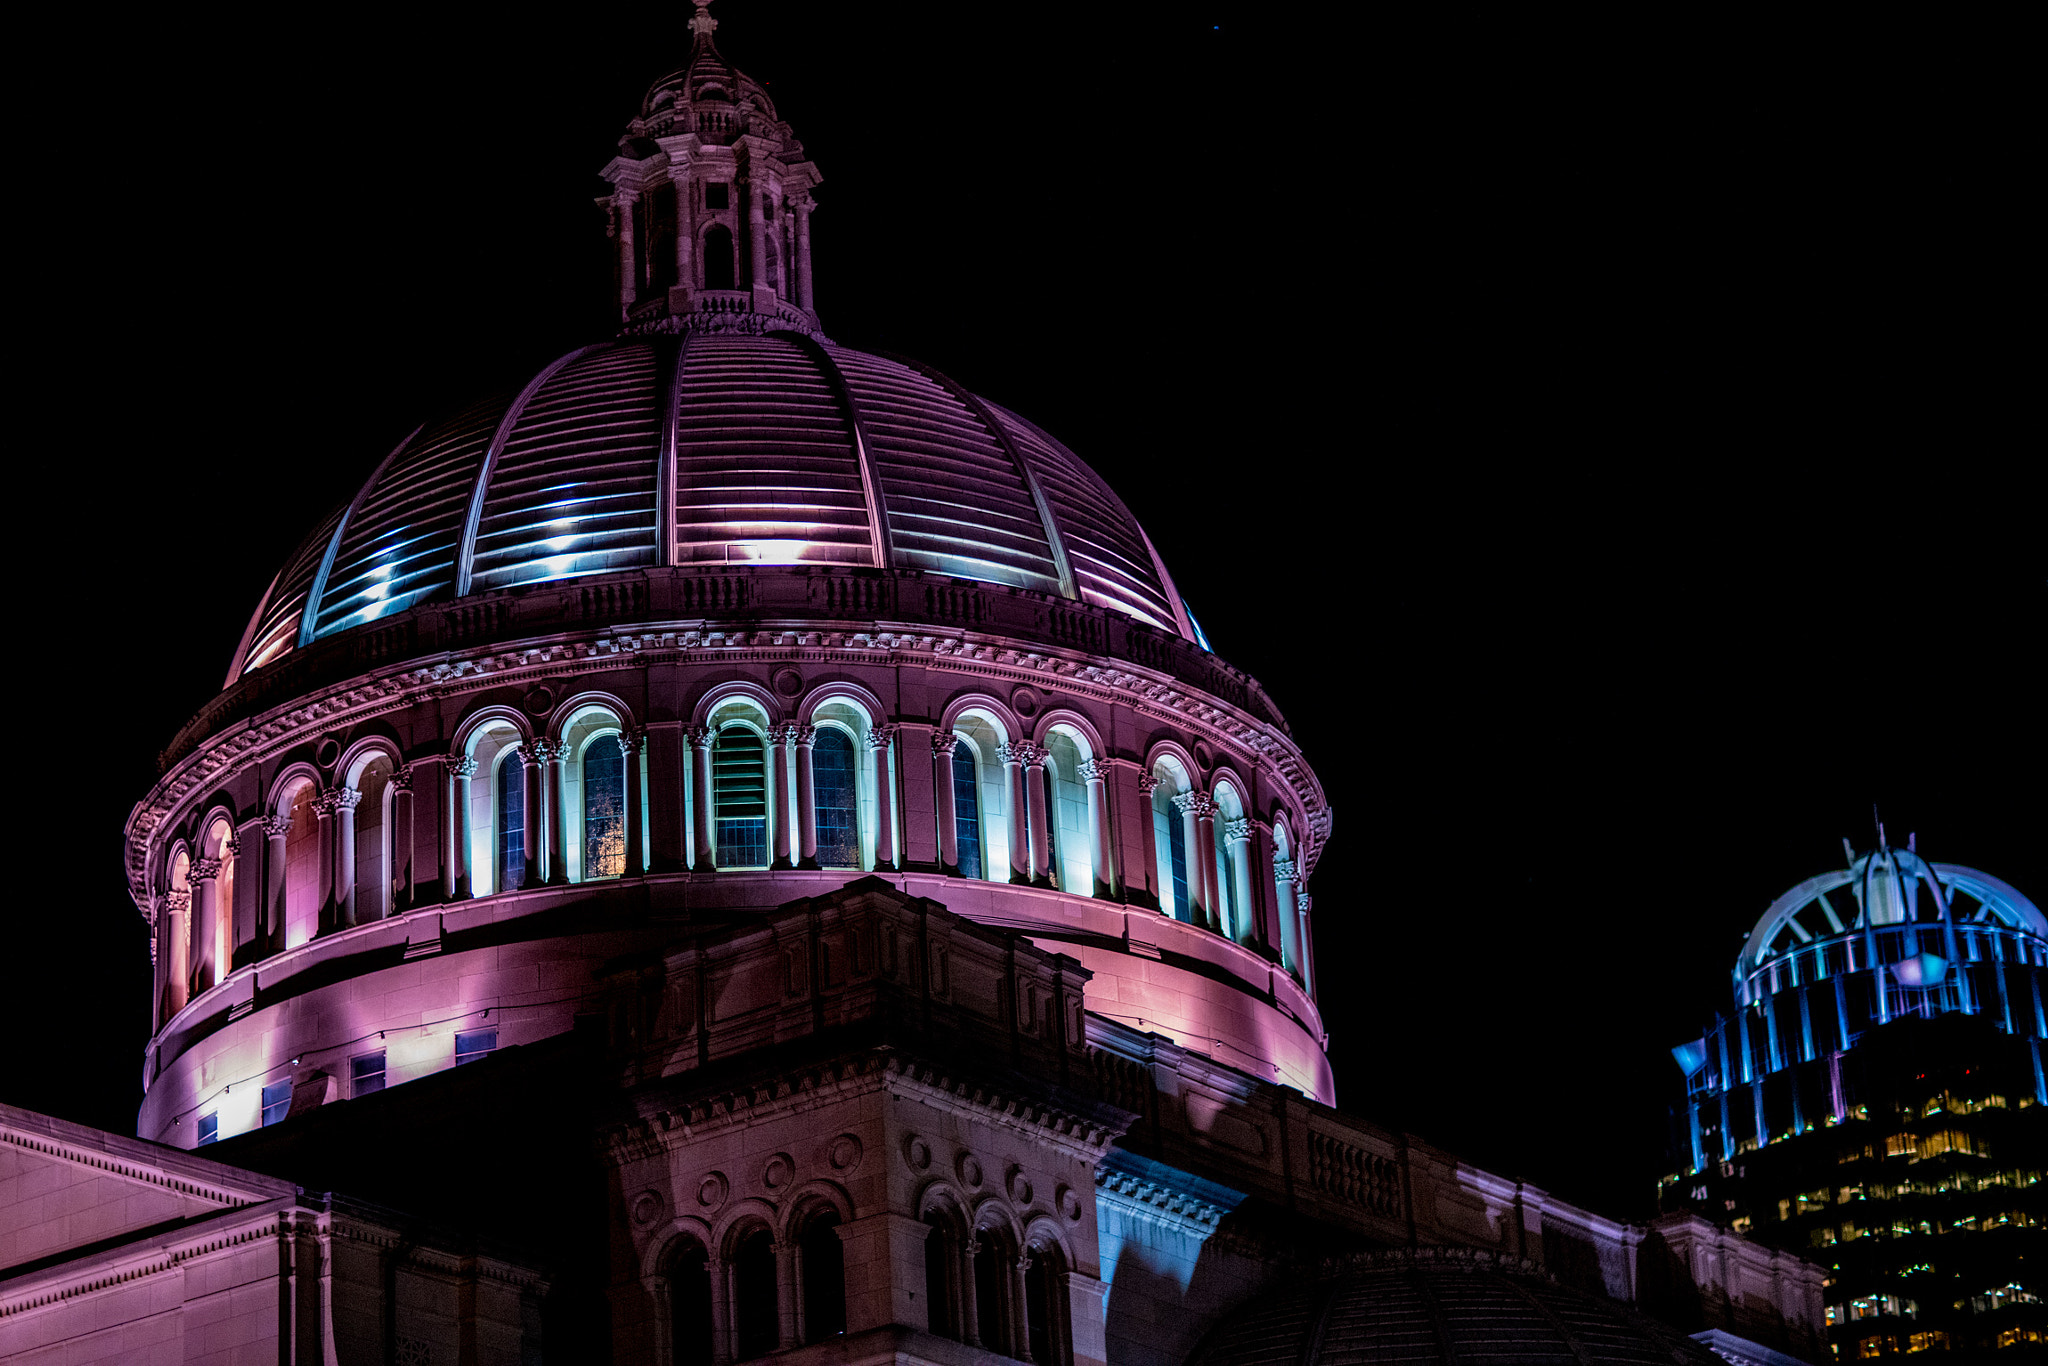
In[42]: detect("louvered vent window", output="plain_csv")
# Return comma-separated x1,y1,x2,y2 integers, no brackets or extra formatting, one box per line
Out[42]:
813,728,860,869
713,727,768,868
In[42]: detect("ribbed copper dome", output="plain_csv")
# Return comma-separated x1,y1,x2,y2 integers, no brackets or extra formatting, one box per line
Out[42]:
1187,1251,1723,1366
230,334,1193,683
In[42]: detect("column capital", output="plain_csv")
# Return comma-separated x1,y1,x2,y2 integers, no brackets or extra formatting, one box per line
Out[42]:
261,814,294,840
450,755,479,779
791,723,816,748
165,889,191,914
995,741,1023,766
1298,891,1313,915
1272,857,1298,882
189,857,223,883
1223,818,1253,845
1013,741,1048,769
1076,758,1105,783
1172,791,1214,819
389,764,415,793
683,725,714,749
766,721,797,746
616,728,645,758
864,724,897,752
1137,773,1162,796
330,786,363,812
531,738,562,765
930,730,960,758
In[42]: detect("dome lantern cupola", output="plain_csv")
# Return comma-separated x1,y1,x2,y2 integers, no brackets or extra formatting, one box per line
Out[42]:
600,0,821,338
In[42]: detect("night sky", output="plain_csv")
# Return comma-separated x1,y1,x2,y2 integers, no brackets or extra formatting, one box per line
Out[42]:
12,5,2038,1222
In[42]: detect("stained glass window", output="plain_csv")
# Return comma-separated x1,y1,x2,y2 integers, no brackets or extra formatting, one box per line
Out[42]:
584,735,627,879
714,726,768,868
497,751,526,890
952,742,982,880
814,728,860,868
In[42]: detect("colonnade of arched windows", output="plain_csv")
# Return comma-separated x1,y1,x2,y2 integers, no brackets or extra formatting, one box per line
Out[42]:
657,1203,856,1364
152,684,1317,1027
916,1193,1071,1362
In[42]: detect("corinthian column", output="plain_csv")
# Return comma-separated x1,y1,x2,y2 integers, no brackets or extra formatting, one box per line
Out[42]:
866,725,897,869
932,731,961,872
620,729,646,876
998,742,1029,884
1224,818,1256,944
165,888,191,1014
519,746,543,889
449,756,477,900
1078,759,1114,899
390,766,415,910
536,740,568,885
1018,742,1052,886
331,788,362,927
766,723,795,870
794,723,819,868
1171,792,1208,929
262,813,291,952
793,192,815,309
189,857,223,994
614,189,640,312
1272,856,1300,975
687,726,715,869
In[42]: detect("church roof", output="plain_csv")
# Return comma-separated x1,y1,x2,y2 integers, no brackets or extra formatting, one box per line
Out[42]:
230,334,1194,683
1186,1250,1724,1366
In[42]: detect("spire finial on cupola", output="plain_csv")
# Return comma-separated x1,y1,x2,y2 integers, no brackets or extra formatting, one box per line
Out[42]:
689,0,718,40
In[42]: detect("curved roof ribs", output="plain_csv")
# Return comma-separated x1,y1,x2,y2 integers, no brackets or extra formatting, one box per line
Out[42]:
298,426,421,648
794,333,893,571
456,345,603,597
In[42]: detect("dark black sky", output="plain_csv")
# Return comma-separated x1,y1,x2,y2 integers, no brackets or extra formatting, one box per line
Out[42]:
12,5,2038,1220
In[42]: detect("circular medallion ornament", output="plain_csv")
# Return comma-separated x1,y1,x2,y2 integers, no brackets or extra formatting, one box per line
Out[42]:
524,686,555,716
1193,741,1215,773
763,1153,796,1192
314,738,341,770
697,1172,728,1210
1011,686,1040,719
828,1134,863,1173
1058,1186,1083,1222
904,1136,932,1171
773,666,804,698
630,1189,665,1227
1008,1167,1033,1206
958,1153,984,1189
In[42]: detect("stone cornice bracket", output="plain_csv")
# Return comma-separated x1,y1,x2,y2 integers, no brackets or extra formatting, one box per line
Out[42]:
930,730,960,757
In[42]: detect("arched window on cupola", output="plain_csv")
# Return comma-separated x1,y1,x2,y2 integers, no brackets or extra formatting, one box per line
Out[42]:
463,717,527,897
1211,781,1250,944
812,726,861,870
494,747,527,892
278,778,322,950
713,724,770,869
1150,757,1194,923
703,224,736,292
344,752,396,924
1273,815,1301,977
666,1237,713,1366
192,817,237,998
951,711,1010,882
1044,727,1092,894
560,703,631,882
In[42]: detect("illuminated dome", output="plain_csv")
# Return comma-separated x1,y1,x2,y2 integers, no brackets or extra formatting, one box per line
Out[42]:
1186,1251,1723,1366
231,335,1194,683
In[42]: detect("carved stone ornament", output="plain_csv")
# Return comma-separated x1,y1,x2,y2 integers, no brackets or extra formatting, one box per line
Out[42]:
697,1172,729,1210
630,1189,666,1228
827,1133,863,1173
995,742,1018,766
1013,741,1048,770
930,731,960,757
1136,773,1162,796
1223,818,1252,845
529,739,560,765
1058,1185,1084,1222
330,787,363,811
260,815,293,840
1174,792,1215,820
864,724,896,752
1272,857,1298,883
791,724,816,747
451,755,479,779
958,1152,984,1189
903,1135,932,1171
616,729,644,758
389,765,414,793
762,1153,795,1192
772,665,804,698
189,858,223,883
1076,758,1104,783
683,725,714,749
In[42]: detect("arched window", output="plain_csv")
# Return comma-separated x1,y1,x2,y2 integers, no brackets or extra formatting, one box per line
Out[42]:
714,725,768,868
496,750,526,890
923,1213,960,1339
583,736,627,879
347,755,395,923
951,742,983,881
1165,802,1190,922
972,1224,1018,1355
1045,729,1092,895
1150,759,1194,922
731,1227,778,1360
704,225,735,291
1024,1241,1068,1365
813,728,860,869
798,1208,845,1344
282,782,321,949
668,1240,713,1366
